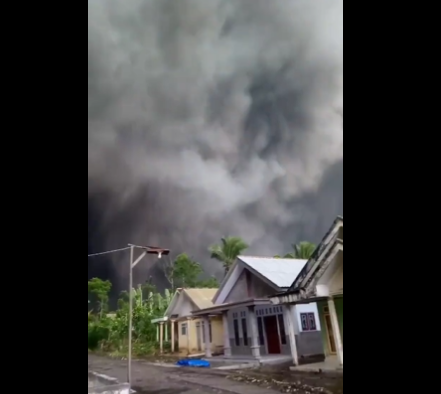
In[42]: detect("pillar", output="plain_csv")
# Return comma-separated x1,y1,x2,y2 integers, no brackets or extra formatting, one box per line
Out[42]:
284,304,299,366
222,311,232,357
247,306,260,359
165,322,168,342
156,324,159,341
171,320,175,353
203,315,212,357
328,297,343,365
159,322,164,354
187,317,191,355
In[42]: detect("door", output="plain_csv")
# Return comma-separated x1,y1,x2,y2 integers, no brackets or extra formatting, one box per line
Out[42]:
263,315,281,354
196,322,202,351
324,314,337,354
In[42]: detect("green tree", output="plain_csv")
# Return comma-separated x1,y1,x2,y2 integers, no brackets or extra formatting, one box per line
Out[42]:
284,242,316,259
209,236,249,276
197,276,220,288
88,277,112,318
173,253,203,288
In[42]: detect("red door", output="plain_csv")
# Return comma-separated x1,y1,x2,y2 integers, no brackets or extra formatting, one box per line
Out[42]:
263,315,281,354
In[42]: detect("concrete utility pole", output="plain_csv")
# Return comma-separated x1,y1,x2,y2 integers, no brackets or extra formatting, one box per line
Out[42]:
127,243,170,390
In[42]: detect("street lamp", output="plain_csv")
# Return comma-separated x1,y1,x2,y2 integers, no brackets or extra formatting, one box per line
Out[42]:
127,243,170,390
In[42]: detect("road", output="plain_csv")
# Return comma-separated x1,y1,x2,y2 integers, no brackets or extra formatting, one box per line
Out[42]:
88,354,275,394
88,354,342,394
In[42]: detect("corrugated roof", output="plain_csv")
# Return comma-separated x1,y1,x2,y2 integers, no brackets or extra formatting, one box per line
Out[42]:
183,288,217,310
238,256,308,288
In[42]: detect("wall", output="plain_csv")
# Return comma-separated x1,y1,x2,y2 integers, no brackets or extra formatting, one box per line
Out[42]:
224,269,248,303
335,297,343,340
178,318,202,355
329,254,343,295
209,316,224,353
293,303,323,356
316,298,343,357
226,304,323,358
295,303,322,332
317,301,330,355
224,266,277,304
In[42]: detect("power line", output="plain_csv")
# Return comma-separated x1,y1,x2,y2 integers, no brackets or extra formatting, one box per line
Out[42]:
88,246,131,257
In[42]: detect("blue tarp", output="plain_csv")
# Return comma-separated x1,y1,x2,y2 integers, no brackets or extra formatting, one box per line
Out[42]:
176,359,211,368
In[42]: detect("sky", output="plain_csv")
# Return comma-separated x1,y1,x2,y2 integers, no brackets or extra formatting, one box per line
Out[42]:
88,0,343,296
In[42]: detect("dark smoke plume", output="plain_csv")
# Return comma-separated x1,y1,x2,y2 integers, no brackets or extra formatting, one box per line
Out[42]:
88,0,343,292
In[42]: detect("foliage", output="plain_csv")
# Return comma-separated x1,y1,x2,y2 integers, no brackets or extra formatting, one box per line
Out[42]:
160,254,220,290
88,277,112,318
88,281,172,356
209,236,249,276
197,276,220,288
284,242,316,259
172,253,203,288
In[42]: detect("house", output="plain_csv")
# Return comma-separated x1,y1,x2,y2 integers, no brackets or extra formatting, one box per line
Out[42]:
191,256,323,360
153,288,222,355
270,216,343,367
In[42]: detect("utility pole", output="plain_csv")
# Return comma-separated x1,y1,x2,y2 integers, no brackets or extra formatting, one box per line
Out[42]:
127,243,170,390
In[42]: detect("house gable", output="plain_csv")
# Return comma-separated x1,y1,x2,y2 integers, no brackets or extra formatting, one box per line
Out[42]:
316,248,343,297
166,291,198,318
289,216,343,291
212,262,242,305
223,267,278,303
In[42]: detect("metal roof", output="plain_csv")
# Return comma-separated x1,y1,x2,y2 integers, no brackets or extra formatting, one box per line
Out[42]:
183,288,218,310
238,256,308,288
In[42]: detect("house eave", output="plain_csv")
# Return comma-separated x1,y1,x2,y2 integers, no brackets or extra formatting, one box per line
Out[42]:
191,298,271,316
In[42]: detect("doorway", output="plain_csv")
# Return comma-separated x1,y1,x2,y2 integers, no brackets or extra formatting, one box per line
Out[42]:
263,315,281,354
324,314,337,354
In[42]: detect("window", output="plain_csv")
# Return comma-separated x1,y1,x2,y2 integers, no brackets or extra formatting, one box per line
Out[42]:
257,317,265,346
233,319,240,346
300,312,317,331
181,323,187,336
277,314,287,345
307,313,317,331
241,318,248,346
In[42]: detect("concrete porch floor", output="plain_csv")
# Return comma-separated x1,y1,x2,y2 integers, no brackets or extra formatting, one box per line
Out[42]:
290,356,343,373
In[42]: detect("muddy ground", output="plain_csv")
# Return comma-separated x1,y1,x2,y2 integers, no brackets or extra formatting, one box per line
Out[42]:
88,354,343,394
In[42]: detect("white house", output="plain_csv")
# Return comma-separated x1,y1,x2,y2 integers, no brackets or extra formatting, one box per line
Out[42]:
192,256,323,360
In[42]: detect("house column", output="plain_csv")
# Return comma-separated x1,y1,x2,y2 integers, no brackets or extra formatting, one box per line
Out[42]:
171,320,175,352
187,317,191,355
165,322,168,342
203,315,212,358
247,306,260,358
284,304,299,366
328,297,343,365
159,322,164,354
222,311,232,357
156,324,159,341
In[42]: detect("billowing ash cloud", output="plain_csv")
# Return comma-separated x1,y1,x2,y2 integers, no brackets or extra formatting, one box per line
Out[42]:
88,0,343,288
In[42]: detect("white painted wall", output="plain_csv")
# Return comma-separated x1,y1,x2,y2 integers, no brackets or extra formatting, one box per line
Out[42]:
293,303,321,333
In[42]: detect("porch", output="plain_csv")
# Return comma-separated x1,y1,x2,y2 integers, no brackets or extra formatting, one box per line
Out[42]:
204,354,293,369
290,355,342,373
192,298,294,363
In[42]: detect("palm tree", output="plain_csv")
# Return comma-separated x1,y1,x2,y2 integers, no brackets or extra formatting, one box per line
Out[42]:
209,236,249,276
284,241,316,259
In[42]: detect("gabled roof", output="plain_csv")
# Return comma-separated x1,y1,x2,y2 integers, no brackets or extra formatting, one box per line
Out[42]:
183,288,218,310
286,215,343,293
164,288,217,317
212,255,309,305
238,256,307,288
